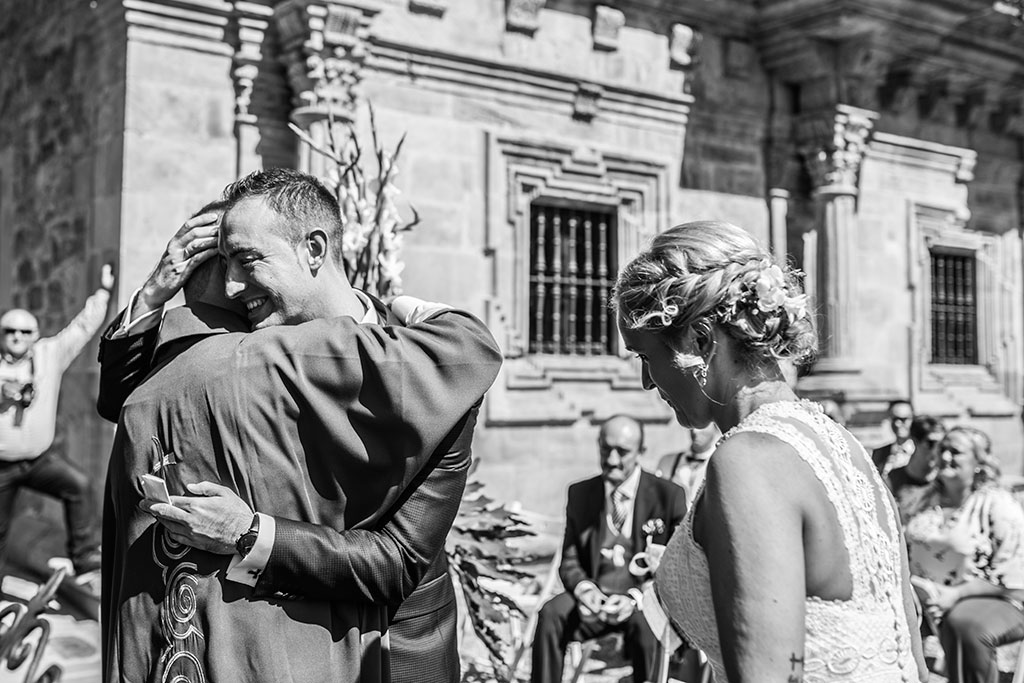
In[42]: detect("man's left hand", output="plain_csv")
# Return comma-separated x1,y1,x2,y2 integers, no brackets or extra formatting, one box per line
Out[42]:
599,594,636,625
142,482,252,555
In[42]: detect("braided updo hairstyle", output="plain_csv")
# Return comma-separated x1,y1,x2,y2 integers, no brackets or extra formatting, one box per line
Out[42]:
613,221,817,370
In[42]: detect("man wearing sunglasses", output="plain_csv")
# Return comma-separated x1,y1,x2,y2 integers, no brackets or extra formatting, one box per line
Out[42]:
0,265,115,590
871,399,916,477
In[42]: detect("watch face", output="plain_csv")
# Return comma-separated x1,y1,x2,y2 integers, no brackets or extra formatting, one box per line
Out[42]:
237,531,258,558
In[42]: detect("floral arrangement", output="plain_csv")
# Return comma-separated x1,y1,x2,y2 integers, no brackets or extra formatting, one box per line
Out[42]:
717,261,808,348
641,517,666,546
289,105,419,300
446,468,537,683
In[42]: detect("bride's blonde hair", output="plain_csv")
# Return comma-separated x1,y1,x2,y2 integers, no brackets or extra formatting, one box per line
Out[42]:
613,220,817,368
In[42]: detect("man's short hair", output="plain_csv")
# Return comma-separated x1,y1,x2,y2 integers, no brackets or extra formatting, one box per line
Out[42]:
220,168,344,265
602,413,646,452
887,399,914,415
909,415,943,442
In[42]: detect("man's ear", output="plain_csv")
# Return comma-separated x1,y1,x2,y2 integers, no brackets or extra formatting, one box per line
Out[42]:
305,230,328,272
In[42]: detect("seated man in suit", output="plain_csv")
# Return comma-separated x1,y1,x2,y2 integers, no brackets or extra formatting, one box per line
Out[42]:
531,414,687,683
872,399,915,477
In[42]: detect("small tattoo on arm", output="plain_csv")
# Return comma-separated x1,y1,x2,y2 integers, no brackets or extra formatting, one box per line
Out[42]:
787,653,804,682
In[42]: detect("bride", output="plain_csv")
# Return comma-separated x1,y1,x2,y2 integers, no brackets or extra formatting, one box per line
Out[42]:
613,221,926,682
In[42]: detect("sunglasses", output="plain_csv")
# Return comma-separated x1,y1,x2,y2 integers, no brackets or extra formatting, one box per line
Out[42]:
2,328,35,336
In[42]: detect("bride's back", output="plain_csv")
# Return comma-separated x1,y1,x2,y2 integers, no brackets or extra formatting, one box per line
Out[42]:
661,400,918,683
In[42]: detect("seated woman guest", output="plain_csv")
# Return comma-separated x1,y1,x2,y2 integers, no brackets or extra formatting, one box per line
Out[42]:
614,220,926,683
905,426,1024,683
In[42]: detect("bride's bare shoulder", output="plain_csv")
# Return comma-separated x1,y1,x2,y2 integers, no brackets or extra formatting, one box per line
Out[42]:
707,430,816,492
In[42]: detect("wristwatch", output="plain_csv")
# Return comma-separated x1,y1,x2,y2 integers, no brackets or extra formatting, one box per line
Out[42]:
235,513,260,559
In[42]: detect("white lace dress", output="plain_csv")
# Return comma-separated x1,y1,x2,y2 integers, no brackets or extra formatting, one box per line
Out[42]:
654,401,918,682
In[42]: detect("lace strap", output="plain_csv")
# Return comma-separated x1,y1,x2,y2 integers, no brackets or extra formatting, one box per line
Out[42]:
729,417,868,599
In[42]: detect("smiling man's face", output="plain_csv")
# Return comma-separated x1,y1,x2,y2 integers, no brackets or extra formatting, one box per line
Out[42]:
219,196,314,330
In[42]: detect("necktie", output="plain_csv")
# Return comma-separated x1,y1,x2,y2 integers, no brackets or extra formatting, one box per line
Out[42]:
611,488,628,532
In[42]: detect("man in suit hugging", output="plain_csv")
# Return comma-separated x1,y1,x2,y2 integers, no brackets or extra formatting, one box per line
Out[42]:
531,414,687,683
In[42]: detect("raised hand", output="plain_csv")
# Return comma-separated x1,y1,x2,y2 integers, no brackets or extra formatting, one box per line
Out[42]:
100,263,116,291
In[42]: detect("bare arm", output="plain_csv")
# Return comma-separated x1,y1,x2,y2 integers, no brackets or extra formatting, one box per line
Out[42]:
700,432,808,682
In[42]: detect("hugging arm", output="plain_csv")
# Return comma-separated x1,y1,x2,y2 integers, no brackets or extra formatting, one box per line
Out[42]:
256,405,478,603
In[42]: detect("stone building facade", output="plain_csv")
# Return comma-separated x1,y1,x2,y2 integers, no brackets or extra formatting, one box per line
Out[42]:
0,0,1021,521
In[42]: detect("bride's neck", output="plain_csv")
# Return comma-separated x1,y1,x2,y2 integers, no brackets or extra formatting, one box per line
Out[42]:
714,379,798,433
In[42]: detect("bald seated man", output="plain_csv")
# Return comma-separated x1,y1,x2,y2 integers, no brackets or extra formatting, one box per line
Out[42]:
0,265,114,588
531,414,688,683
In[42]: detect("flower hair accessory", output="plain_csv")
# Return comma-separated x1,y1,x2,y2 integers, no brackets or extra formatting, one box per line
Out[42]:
718,261,808,336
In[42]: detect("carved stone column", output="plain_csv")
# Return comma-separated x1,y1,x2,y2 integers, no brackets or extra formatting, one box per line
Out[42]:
797,104,878,370
274,0,382,177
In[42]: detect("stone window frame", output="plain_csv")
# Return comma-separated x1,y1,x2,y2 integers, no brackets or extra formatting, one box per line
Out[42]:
483,132,672,425
526,200,620,357
908,201,1008,396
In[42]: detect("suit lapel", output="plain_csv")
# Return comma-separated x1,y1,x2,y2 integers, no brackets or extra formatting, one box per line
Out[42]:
585,477,604,578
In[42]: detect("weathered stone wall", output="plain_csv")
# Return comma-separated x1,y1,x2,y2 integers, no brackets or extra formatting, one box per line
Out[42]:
0,0,126,557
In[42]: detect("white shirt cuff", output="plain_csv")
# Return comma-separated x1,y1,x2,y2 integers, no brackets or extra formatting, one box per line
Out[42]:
107,287,164,339
226,513,275,587
390,295,453,325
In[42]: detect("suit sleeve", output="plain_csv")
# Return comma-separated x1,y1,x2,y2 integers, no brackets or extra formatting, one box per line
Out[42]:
95,309,160,423
558,485,588,593
252,405,478,603
871,446,888,475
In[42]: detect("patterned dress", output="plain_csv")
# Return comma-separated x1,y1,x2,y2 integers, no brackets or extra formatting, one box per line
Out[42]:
654,400,918,682
904,485,1024,594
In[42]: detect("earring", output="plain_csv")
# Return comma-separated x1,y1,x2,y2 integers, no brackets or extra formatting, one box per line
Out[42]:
692,362,708,387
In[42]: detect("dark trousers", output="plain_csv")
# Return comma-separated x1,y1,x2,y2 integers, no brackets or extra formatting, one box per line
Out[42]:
940,596,1024,683
0,448,100,574
530,591,657,683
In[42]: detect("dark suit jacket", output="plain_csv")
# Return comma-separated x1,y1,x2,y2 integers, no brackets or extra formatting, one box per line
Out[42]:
559,470,687,594
871,442,900,476
97,302,500,682
96,300,472,608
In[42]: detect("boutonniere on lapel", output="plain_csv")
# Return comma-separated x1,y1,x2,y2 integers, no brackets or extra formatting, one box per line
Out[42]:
630,518,667,578
641,518,666,546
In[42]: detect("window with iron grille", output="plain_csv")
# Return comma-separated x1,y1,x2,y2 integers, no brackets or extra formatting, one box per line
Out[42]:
929,250,978,365
528,203,618,355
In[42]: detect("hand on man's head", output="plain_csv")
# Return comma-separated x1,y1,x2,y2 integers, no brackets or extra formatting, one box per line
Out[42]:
140,212,222,310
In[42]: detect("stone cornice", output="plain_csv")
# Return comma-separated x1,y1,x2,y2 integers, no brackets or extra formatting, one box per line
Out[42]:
611,0,756,37
868,132,977,184
122,0,235,54
758,1,1023,87
368,39,693,129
